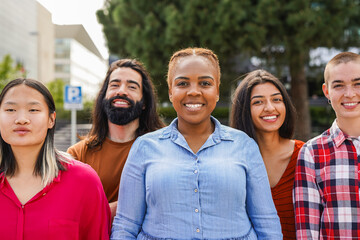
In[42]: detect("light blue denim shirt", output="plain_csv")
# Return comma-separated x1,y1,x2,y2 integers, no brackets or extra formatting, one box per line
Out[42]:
111,117,282,240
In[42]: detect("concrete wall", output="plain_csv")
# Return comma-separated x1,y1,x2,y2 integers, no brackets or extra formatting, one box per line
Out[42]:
0,0,38,79
37,2,55,83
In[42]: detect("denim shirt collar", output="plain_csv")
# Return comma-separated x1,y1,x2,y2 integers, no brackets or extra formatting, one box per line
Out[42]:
159,116,233,154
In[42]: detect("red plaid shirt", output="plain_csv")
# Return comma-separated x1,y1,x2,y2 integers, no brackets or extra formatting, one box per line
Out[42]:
294,120,360,239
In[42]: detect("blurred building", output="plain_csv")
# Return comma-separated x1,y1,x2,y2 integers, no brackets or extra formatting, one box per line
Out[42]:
0,0,38,79
55,24,107,99
0,0,107,99
37,2,55,83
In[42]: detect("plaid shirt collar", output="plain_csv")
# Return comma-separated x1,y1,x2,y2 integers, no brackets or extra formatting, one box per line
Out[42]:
329,120,348,148
329,120,360,148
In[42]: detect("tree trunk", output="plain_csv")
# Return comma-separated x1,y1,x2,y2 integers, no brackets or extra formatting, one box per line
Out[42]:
289,52,311,141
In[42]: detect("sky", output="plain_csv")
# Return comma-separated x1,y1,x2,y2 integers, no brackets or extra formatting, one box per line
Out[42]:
37,0,108,59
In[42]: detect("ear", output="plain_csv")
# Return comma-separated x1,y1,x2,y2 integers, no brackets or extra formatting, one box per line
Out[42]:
322,83,330,100
48,112,56,129
168,88,173,103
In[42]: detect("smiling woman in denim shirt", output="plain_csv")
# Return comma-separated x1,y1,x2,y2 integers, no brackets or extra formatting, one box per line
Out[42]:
111,47,282,240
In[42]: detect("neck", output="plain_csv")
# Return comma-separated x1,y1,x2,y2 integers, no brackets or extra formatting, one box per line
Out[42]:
107,118,139,143
10,146,41,176
337,117,360,137
177,118,214,138
255,131,283,154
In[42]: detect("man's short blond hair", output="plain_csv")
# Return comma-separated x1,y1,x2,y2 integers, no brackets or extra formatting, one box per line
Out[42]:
324,52,360,85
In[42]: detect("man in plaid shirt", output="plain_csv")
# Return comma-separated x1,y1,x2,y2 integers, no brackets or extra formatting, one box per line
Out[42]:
294,52,360,239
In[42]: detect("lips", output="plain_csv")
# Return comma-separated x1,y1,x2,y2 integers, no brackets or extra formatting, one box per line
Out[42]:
342,101,359,109
107,95,134,108
112,99,130,107
13,127,30,135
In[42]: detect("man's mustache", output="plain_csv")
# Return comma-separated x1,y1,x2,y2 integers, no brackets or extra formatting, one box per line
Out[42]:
107,95,135,107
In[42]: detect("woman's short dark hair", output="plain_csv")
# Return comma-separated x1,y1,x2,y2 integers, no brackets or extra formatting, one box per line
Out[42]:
230,70,296,142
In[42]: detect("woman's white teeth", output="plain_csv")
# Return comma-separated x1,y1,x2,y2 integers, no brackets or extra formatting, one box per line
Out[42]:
262,116,276,120
185,104,202,108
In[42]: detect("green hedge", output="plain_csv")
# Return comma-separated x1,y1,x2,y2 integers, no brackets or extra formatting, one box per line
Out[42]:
310,105,336,136
55,101,93,124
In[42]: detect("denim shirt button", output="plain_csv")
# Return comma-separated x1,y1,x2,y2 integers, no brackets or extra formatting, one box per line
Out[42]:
194,170,198,174
196,228,200,233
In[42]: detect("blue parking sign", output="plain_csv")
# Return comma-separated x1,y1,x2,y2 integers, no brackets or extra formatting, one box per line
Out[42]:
64,85,83,110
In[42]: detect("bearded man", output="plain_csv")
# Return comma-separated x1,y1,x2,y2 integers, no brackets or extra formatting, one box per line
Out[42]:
68,59,164,220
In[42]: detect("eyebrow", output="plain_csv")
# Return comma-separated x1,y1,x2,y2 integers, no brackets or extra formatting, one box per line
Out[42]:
250,92,281,100
174,76,215,81
331,80,344,85
331,78,360,84
109,79,141,88
3,101,42,106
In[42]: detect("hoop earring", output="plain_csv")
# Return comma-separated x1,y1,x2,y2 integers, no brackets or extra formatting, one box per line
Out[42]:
328,99,331,104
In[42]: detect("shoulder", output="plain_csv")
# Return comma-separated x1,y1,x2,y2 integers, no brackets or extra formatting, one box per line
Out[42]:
67,140,88,157
293,139,305,152
301,129,331,151
60,158,102,186
219,124,256,145
68,139,87,151
136,126,171,143
56,158,108,210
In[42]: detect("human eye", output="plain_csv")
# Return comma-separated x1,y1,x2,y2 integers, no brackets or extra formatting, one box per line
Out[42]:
176,81,188,87
251,100,262,105
273,97,283,102
332,83,343,89
29,108,40,112
109,82,119,88
5,108,15,112
128,84,138,90
200,80,212,87
354,81,360,87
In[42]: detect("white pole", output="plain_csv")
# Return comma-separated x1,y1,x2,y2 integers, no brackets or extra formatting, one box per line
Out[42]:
71,109,77,146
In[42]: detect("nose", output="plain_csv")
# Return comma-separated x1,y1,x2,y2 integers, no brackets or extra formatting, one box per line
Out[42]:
187,84,201,96
264,100,275,112
15,112,30,125
115,85,128,97
344,86,356,98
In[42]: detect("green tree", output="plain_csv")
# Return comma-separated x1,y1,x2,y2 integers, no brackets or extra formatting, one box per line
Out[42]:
97,0,360,140
254,0,360,140
0,54,25,90
47,79,65,109
97,0,261,101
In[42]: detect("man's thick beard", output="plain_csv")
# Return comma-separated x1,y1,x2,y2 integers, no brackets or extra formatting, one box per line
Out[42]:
103,96,144,125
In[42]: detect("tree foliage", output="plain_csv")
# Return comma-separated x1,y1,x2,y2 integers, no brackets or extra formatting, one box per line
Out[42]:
47,79,65,109
97,0,360,140
0,54,25,90
254,0,360,140
97,0,261,101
